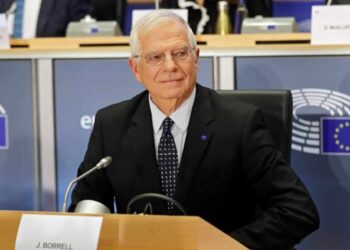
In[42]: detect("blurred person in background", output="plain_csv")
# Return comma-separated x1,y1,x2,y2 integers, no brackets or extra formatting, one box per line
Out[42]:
0,0,93,38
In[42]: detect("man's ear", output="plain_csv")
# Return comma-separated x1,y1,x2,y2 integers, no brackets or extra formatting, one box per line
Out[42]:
129,57,141,82
194,47,200,63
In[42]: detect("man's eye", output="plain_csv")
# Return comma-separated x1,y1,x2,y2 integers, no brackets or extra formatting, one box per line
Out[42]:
173,50,188,58
148,53,163,62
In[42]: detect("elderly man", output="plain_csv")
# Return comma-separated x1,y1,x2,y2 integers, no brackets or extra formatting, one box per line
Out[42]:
69,10,319,249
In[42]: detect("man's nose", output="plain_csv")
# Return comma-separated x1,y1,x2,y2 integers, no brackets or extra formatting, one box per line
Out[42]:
162,54,177,69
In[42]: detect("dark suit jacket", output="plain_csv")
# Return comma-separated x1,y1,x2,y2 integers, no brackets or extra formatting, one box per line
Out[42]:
36,0,93,37
0,0,93,37
70,84,319,249
0,0,13,13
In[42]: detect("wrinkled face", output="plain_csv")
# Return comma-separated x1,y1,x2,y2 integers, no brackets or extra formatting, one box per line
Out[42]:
129,20,200,104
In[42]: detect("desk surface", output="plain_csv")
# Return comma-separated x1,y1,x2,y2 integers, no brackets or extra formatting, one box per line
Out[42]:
7,33,311,49
0,210,247,250
1,34,350,58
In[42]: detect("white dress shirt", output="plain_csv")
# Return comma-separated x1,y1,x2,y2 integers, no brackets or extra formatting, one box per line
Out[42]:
149,87,196,165
7,0,42,38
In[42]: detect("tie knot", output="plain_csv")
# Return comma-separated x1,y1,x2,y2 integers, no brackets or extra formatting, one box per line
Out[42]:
162,117,174,133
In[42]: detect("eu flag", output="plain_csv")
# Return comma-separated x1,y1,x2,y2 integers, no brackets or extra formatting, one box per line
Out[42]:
322,117,350,154
0,115,7,148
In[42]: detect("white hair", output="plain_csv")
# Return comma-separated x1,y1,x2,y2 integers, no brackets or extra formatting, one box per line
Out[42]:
129,10,197,57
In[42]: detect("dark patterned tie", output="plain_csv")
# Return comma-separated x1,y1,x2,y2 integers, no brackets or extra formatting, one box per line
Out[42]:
158,117,178,211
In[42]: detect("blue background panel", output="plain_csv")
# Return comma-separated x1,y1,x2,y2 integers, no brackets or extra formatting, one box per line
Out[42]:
0,116,7,148
236,56,350,249
0,60,35,210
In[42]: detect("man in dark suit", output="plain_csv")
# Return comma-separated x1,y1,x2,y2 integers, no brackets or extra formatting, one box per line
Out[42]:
0,0,93,37
69,10,319,249
37,0,93,37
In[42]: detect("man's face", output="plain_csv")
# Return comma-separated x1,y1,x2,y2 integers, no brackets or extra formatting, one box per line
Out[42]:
129,20,200,105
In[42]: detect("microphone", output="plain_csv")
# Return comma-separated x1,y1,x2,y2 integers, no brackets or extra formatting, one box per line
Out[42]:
126,193,187,215
62,156,113,212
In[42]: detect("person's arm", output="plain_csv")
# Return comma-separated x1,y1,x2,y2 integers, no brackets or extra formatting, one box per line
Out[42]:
231,109,319,249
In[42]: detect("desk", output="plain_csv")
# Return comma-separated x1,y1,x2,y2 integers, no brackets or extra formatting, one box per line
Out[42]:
0,210,247,250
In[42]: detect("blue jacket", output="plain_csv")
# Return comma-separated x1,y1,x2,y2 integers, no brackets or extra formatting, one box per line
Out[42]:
36,0,93,37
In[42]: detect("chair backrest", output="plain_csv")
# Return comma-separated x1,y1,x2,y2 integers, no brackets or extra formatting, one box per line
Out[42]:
217,90,293,164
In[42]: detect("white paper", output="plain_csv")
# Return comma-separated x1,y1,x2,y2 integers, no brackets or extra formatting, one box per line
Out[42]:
311,5,350,45
0,14,10,49
132,9,188,28
15,214,103,250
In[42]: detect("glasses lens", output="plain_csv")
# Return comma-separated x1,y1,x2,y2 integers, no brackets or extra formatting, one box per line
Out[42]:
144,47,192,65
172,47,190,61
145,52,164,65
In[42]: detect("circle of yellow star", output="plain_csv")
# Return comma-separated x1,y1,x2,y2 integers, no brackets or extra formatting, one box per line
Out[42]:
334,121,350,151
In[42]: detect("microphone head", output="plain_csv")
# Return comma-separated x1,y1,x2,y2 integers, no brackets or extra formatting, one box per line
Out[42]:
74,200,111,214
97,156,113,169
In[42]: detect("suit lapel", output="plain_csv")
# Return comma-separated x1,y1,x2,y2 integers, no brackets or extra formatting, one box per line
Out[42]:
36,0,55,36
175,86,214,205
127,86,215,204
128,95,162,194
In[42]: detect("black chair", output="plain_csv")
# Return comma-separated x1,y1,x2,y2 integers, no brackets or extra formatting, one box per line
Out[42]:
217,89,293,164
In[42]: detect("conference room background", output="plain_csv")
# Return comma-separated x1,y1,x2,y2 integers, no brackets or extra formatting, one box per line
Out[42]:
1,50,350,249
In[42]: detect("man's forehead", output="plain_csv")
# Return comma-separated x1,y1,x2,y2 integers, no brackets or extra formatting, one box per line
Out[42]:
140,20,187,38
141,24,188,44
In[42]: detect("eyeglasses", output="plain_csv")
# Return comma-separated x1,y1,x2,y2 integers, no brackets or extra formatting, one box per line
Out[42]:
135,47,195,66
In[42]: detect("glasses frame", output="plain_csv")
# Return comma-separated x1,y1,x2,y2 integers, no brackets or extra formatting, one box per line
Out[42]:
133,46,196,66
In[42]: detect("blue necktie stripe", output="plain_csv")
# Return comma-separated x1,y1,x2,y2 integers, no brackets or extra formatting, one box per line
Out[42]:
13,0,24,38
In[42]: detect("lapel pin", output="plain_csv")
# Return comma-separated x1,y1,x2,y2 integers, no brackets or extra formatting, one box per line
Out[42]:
200,134,207,141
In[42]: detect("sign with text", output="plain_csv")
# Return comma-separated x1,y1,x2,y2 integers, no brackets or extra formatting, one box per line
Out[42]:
311,5,350,45
0,14,10,49
15,214,103,250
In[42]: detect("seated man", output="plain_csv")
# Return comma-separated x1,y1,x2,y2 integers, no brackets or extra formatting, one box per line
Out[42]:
69,10,319,249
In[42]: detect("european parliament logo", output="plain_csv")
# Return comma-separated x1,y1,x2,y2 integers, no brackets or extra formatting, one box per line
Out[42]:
291,88,350,155
321,117,350,155
0,104,9,149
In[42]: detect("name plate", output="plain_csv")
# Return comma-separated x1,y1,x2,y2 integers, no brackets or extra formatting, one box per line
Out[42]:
311,5,350,45
0,14,10,49
15,214,103,250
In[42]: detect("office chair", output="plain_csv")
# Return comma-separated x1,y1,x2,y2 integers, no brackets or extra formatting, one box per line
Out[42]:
217,89,293,164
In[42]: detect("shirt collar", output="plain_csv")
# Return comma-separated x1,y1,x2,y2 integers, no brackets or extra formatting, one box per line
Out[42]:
149,87,196,133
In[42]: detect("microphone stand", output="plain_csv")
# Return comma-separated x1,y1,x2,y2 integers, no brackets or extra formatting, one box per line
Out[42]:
62,156,112,212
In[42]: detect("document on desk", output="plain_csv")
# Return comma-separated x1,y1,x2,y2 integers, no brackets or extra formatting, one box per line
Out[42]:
0,14,10,49
311,5,350,45
15,214,103,250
